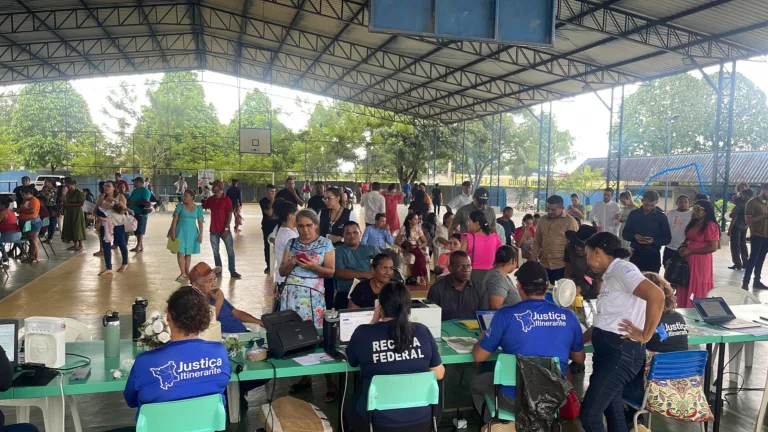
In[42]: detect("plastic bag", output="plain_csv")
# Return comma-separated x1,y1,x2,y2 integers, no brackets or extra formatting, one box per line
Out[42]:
515,355,574,432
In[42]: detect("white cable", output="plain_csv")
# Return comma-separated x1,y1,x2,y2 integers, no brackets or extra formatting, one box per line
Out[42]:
59,372,65,429
338,353,350,432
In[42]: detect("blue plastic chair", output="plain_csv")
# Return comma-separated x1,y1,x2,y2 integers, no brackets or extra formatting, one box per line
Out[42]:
5,221,31,262
135,394,226,432
624,350,710,432
367,372,440,431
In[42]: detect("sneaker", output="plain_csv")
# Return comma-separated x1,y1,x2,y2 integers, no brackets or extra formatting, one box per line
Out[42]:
231,272,242,279
754,282,768,290
742,282,750,290
213,266,223,275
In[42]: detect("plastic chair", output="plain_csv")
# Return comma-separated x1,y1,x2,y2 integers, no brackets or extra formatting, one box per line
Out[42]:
367,372,439,431
624,350,710,432
38,217,54,257
483,353,517,428
5,221,31,262
707,288,758,376
136,394,227,432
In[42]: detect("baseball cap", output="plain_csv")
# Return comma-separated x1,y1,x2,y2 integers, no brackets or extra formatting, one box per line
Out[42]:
189,262,213,283
132,177,144,183
565,225,597,245
474,188,489,204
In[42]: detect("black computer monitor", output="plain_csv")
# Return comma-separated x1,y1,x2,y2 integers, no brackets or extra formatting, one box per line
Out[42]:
0,320,19,368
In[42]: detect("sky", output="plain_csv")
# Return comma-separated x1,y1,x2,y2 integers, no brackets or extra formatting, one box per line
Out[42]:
60,59,768,173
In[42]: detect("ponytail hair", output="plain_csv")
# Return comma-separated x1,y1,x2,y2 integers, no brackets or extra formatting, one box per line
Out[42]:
379,281,414,353
584,232,631,259
469,210,491,235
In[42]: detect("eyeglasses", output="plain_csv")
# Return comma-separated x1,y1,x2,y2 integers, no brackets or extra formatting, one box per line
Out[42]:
693,205,705,212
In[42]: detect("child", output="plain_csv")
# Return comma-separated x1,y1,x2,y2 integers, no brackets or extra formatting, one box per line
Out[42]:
436,234,461,276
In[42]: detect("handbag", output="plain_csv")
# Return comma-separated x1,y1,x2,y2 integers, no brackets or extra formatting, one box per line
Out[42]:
273,238,297,313
664,249,690,286
558,391,581,420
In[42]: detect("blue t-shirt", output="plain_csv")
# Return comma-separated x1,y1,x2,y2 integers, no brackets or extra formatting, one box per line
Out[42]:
479,299,583,400
124,339,231,416
347,322,441,428
128,187,152,215
210,298,247,333
403,184,411,195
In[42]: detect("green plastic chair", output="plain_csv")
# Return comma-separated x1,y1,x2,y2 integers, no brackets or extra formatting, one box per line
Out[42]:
367,371,440,431
483,355,562,430
5,221,31,262
135,394,226,432
38,217,54,257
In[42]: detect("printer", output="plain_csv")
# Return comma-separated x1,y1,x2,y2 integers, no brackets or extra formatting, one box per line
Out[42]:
410,299,442,340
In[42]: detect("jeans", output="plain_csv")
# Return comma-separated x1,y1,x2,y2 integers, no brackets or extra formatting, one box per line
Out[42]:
45,206,57,239
546,267,565,284
744,235,768,286
621,369,647,428
434,201,441,216
730,227,748,268
102,225,128,270
0,231,22,261
580,328,645,432
210,233,236,274
629,249,661,273
134,214,147,236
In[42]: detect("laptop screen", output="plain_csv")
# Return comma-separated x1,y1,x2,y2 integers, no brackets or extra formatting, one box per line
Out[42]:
0,320,18,366
693,297,735,320
476,310,496,332
339,309,375,343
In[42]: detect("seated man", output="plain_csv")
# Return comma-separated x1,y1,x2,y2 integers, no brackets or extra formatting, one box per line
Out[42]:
471,261,585,423
334,222,380,310
361,213,393,249
189,262,262,332
427,251,488,320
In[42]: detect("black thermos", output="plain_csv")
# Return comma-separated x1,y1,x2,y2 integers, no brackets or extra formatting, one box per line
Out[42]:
323,309,340,356
132,297,149,341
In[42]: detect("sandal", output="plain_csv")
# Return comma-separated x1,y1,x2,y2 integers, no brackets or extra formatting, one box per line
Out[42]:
175,275,188,282
99,269,113,276
117,265,128,273
67,246,77,251
93,251,103,257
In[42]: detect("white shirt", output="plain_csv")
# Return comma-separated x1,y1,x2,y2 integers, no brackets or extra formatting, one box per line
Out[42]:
592,200,621,235
271,225,299,283
174,179,187,194
666,209,693,250
594,258,647,335
361,192,386,225
447,193,472,211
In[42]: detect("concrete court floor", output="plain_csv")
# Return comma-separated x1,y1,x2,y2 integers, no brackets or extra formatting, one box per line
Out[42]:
1,203,768,431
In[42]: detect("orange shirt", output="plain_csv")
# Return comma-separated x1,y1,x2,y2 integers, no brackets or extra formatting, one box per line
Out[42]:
19,197,40,220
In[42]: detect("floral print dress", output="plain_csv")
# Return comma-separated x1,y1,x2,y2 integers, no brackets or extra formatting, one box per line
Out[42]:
281,235,334,328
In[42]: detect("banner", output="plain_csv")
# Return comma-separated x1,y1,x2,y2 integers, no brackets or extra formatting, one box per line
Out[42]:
198,169,215,190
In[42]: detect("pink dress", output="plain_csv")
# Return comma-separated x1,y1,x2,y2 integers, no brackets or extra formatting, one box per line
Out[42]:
381,192,403,233
676,221,719,308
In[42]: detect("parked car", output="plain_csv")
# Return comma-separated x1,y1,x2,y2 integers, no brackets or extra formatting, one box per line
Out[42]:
33,175,66,191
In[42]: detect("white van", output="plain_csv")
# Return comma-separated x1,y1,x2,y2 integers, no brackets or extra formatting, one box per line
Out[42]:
33,175,66,191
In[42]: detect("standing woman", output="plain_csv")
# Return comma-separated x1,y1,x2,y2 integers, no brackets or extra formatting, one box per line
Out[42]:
381,184,404,234
675,200,719,308
514,214,536,261
61,178,86,252
319,187,358,245
41,179,58,243
279,209,337,401
461,210,502,287
94,181,129,275
433,212,453,260
580,232,664,432
169,190,204,282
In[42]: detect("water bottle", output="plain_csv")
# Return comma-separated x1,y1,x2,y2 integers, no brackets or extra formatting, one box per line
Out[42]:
103,311,120,358
132,297,148,342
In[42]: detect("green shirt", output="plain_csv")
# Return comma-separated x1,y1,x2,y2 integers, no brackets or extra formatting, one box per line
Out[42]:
127,187,151,216
334,243,380,293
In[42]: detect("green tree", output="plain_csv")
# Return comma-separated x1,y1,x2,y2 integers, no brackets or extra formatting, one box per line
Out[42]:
562,166,605,209
133,72,222,179
100,80,139,170
621,73,768,156
11,81,102,174
0,93,17,170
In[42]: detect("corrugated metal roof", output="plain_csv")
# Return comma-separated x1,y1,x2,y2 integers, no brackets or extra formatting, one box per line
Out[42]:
579,151,768,184
0,0,764,124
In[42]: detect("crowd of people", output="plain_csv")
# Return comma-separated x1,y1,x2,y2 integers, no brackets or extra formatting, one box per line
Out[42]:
4,170,765,432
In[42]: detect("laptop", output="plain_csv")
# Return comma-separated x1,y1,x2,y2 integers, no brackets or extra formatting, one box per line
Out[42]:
339,308,375,346
692,297,760,330
475,310,496,332
0,320,18,369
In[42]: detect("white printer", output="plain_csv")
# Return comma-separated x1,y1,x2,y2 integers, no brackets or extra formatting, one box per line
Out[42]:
410,299,442,340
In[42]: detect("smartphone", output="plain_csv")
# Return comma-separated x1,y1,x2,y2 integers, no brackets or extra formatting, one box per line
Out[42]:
294,252,309,262
643,236,653,241
69,366,91,382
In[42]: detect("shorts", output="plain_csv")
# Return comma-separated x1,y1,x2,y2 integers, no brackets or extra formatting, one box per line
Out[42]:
134,214,148,236
22,218,42,233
